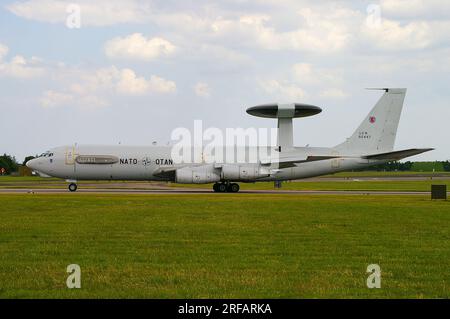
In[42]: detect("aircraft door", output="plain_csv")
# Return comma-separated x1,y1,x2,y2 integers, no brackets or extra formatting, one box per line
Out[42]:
65,146,76,177
65,147,76,165
331,158,341,168
331,151,341,169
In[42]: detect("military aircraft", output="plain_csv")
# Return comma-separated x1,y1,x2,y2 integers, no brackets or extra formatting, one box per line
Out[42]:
27,88,432,192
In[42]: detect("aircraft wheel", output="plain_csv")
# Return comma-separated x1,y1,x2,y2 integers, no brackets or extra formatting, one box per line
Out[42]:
213,183,219,192
217,183,227,193
229,183,240,193
68,183,78,192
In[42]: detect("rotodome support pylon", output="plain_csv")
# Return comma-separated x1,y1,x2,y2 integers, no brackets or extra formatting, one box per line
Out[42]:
246,103,322,151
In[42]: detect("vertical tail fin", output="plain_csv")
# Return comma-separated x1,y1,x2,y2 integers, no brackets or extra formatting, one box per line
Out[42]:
334,88,406,154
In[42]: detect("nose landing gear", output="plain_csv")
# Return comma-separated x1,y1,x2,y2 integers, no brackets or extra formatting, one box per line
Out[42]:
213,182,240,193
68,183,78,192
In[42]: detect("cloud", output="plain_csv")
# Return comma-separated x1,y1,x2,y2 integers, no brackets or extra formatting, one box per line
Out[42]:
0,44,46,78
7,1,450,54
40,89,109,109
70,66,176,96
194,82,211,98
361,19,435,51
105,33,176,61
283,8,355,52
380,0,450,20
116,69,176,95
39,66,176,108
260,63,349,101
7,0,67,24
7,0,152,27
292,63,343,85
319,88,348,99
259,79,306,101
40,90,74,108
151,4,450,53
0,44,9,60
196,44,251,66
155,10,354,53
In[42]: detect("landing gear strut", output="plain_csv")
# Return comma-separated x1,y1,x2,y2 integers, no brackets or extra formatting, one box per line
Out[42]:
213,182,240,193
68,183,78,192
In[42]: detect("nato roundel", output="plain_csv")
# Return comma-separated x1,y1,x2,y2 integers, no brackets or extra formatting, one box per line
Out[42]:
369,116,376,123
246,103,322,119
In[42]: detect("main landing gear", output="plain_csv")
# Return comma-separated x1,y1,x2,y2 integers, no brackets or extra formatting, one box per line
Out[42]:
213,182,240,193
68,183,78,192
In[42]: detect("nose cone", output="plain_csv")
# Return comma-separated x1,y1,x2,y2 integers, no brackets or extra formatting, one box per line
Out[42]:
26,158,38,170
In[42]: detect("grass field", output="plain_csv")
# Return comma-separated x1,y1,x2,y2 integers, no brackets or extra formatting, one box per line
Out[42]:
411,162,446,172
0,193,448,298
172,180,450,192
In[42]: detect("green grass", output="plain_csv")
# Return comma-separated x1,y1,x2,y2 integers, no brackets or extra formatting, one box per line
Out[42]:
411,162,445,172
0,194,448,299
243,180,450,191
170,180,450,192
0,176,60,182
330,171,450,177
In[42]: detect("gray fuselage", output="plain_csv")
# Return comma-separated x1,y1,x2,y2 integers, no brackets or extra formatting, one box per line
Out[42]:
27,144,385,183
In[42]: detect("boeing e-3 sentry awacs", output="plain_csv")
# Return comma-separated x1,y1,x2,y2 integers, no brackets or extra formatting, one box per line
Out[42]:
27,88,433,193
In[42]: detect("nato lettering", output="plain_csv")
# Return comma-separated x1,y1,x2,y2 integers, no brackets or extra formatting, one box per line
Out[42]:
120,158,138,165
155,158,173,165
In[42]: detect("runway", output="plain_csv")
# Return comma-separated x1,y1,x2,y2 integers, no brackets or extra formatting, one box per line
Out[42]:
0,188,447,196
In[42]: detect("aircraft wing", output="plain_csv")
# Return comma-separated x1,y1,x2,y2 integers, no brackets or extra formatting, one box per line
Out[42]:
362,148,434,160
261,155,339,169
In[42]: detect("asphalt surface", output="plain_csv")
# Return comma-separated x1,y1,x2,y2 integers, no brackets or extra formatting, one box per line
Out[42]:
0,188,448,196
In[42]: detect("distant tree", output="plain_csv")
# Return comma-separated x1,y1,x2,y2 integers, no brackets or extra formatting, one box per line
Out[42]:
22,156,36,166
399,161,413,171
443,161,450,172
361,160,414,172
0,154,19,174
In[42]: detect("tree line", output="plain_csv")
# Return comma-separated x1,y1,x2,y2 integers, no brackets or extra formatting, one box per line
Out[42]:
365,161,450,172
0,154,35,174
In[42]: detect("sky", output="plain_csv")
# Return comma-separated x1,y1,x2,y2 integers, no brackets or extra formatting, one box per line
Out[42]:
0,0,449,162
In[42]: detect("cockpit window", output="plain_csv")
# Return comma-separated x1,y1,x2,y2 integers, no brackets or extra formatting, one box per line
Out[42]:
39,151,53,158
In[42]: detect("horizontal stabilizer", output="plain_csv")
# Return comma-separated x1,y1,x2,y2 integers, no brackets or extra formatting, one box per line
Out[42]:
362,148,434,160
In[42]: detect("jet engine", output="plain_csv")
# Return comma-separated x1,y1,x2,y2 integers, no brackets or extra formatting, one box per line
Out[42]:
175,165,221,184
221,164,269,181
